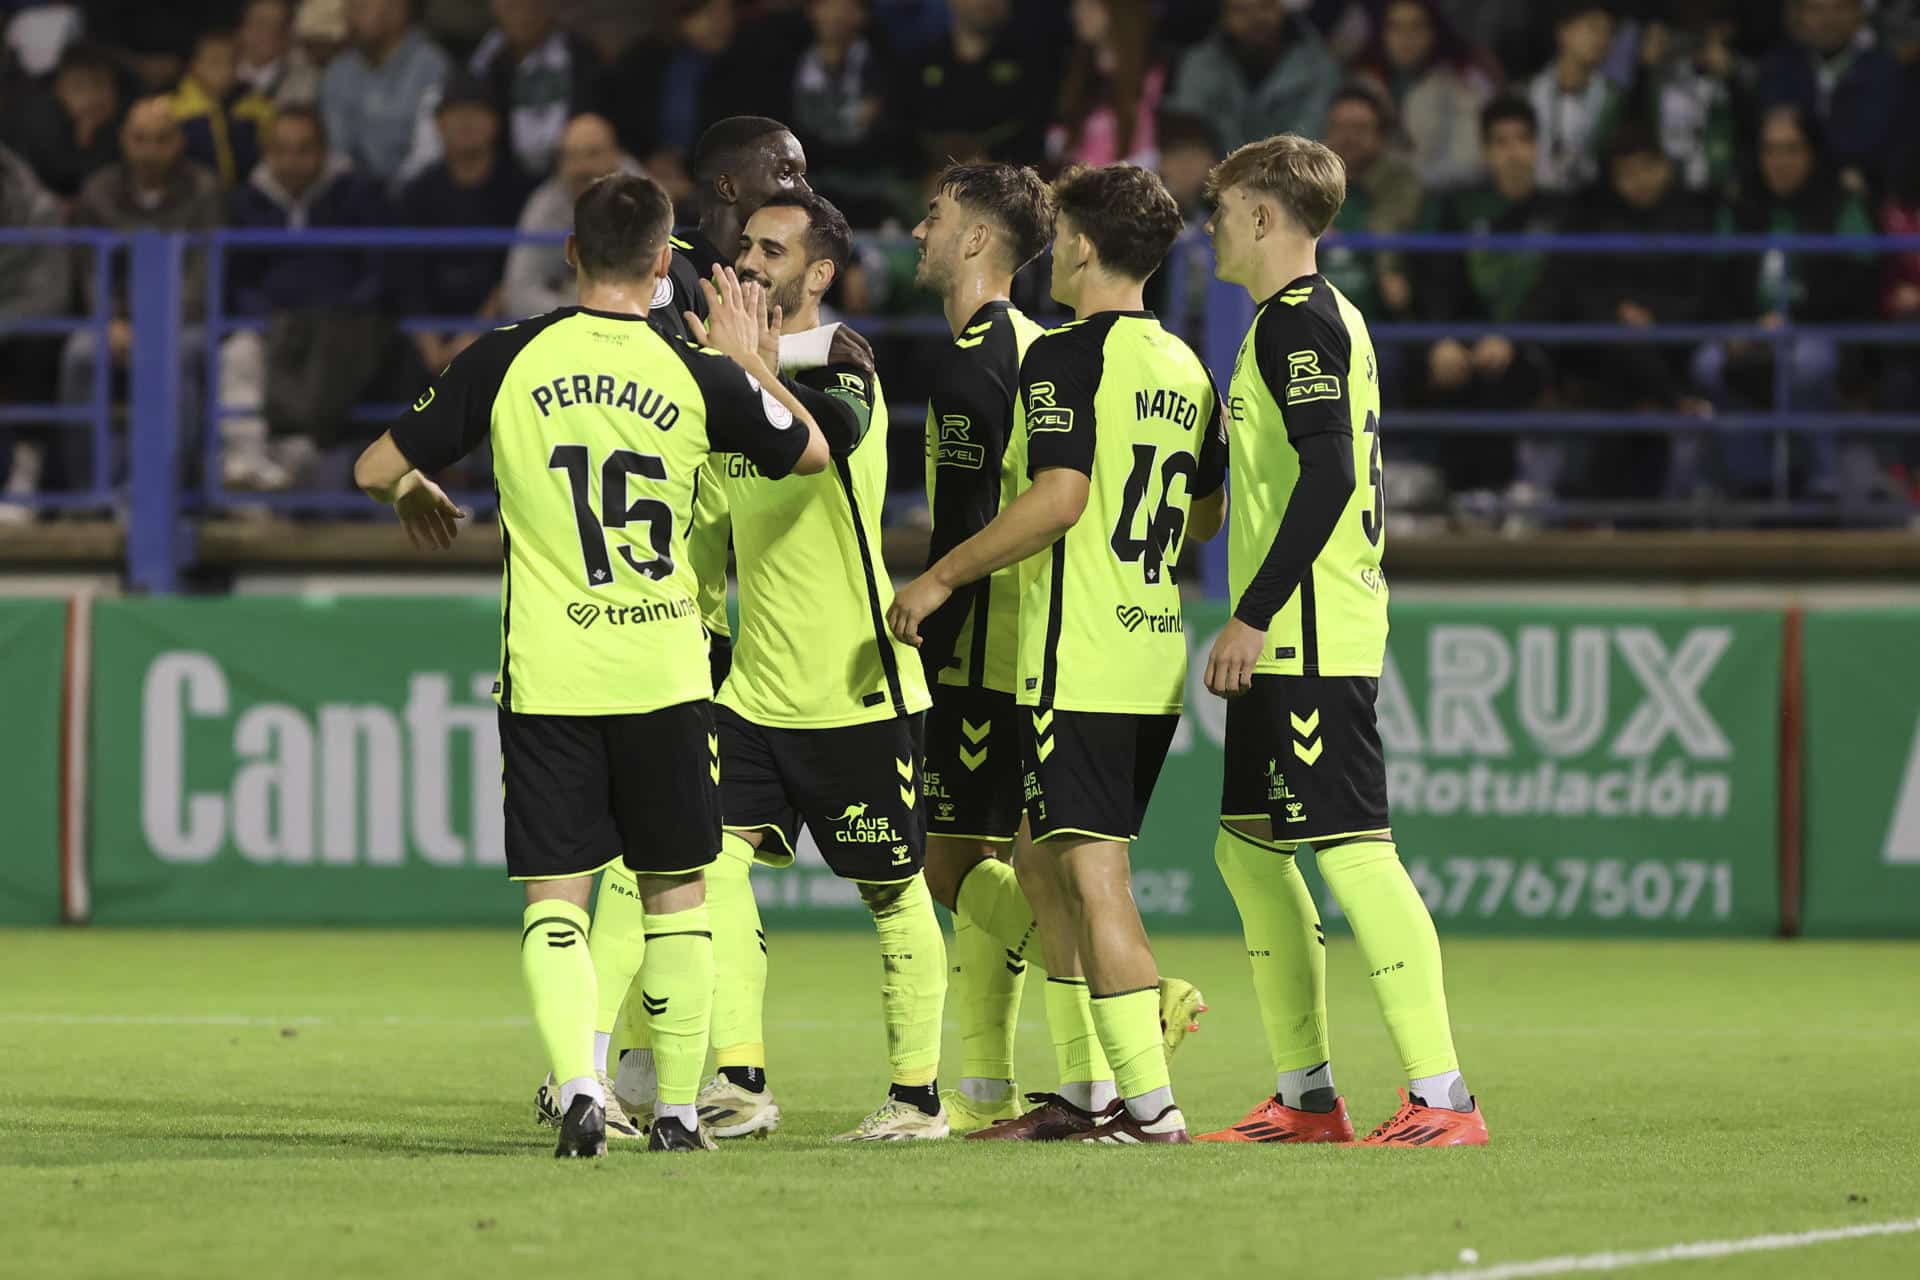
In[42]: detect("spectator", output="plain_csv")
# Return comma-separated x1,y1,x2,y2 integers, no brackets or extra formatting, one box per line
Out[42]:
1526,1,1624,193
789,0,896,225
894,0,1050,172
1166,0,1339,155
394,77,531,375
1156,110,1219,225
54,97,223,496
1630,1,1753,197
1879,144,1920,496
1412,96,1566,504
283,0,348,104
500,112,636,318
1538,123,1714,501
235,0,296,98
1694,103,1878,502
79,0,232,90
173,29,277,187
0,142,70,522
223,105,393,488
319,0,452,188
592,0,740,172
1319,85,1421,320
463,0,600,178
1756,0,1901,192
1050,0,1162,169
6,42,122,201
1353,0,1493,192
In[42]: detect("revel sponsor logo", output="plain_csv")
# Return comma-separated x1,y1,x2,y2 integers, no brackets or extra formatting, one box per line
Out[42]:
567,598,696,630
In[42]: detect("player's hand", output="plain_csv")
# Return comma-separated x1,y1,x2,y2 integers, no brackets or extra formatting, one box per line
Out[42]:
887,572,952,647
760,304,783,373
828,324,875,373
392,471,467,551
690,265,769,372
1205,617,1265,698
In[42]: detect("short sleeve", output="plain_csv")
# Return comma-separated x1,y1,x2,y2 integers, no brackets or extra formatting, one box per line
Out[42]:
387,325,522,473
1193,374,1228,499
675,340,809,480
1253,299,1352,443
1021,329,1102,477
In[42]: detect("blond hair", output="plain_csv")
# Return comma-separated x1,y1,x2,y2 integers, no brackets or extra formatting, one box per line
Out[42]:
1205,133,1347,238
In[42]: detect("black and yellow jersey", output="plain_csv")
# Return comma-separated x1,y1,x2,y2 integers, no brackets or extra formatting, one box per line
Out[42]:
1225,273,1387,677
921,300,1046,695
714,345,931,729
651,227,732,644
389,305,808,715
1014,310,1226,715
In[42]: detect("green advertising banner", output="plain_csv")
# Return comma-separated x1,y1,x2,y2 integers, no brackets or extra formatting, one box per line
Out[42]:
1802,610,1920,937
84,596,1783,935
89,597,519,925
0,598,66,924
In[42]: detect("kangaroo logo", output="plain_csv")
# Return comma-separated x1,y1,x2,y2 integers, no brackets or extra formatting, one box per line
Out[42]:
831,802,870,822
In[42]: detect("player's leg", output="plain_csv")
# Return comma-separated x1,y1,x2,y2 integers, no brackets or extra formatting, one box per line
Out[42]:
1289,676,1485,1146
553,865,646,1138
924,687,1035,1128
607,701,724,1152
809,715,950,1141
1197,683,1350,1143
501,707,622,1158
1021,842,1116,1114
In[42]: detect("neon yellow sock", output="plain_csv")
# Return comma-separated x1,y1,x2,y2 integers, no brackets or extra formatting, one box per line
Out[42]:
640,904,715,1107
869,874,946,1087
1317,839,1460,1079
520,899,596,1087
1088,987,1169,1100
708,832,767,1069
954,857,1037,958
952,860,1030,1083
1043,977,1111,1085
1216,825,1330,1073
588,867,648,1040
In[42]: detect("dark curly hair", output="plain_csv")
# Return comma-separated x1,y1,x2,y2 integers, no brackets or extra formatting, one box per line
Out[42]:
1051,163,1183,282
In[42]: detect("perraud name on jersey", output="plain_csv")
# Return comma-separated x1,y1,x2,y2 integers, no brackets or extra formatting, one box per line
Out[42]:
531,373,681,430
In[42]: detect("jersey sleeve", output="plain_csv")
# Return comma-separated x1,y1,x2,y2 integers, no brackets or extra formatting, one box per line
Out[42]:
928,341,1017,536
387,325,520,474
790,361,875,457
1021,328,1102,477
672,339,809,480
1253,300,1353,443
1193,372,1228,499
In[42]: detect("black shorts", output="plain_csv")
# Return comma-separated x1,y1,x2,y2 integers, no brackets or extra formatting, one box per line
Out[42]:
925,685,1022,844
499,700,722,881
1020,707,1178,843
1220,675,1391,844
716,705,927,883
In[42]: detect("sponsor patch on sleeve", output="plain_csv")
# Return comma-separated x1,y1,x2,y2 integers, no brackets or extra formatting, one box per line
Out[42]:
1285,349,1341,406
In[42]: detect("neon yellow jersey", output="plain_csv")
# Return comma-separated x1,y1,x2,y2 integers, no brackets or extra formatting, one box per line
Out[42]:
921,301,1046,694
388,307,807,714
1226,274,1388,677
1013,311,1226,714
716,357,931,728
686,464,730,639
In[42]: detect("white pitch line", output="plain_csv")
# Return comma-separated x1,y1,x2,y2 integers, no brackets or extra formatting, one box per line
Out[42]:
1395,1218,1920,1280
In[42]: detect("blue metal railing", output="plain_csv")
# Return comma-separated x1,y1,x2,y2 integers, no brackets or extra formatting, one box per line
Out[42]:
6,227,1920,590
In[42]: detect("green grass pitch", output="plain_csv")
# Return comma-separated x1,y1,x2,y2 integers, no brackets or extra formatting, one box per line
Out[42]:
3,929,1917,1279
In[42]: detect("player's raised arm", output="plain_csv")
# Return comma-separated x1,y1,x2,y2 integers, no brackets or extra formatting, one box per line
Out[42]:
689,265,831,474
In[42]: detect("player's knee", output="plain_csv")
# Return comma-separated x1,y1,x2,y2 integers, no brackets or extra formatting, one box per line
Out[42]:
858,880,907,915
636,869,706,914
923,841,989,910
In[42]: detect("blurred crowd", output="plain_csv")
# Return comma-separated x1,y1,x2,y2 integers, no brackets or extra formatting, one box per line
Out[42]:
3,0,1920,524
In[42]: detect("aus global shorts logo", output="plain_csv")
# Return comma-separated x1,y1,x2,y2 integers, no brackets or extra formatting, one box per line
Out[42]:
567,598,696,630
1115,604,1182,634
830,801,904,848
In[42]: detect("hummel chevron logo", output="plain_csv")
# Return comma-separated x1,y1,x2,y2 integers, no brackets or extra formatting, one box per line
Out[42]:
1292,707,1323,765
961,718,991,745
641,992,668,1017
959,743,989,772
1289,709,1319,737
1036,736,1055,763
1031,709,1053,734
899,785,917,808
1280,286,1314,307
1293,737,1323,766
895,757,914,782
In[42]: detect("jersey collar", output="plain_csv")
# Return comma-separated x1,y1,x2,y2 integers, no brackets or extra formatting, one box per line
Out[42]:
571,305,652,323
959,298,1012,333
1257,274,1323,309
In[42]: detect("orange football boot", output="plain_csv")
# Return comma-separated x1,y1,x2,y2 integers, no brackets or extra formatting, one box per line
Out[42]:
1196,1095,1356,1143
1358,1089,1489,1146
